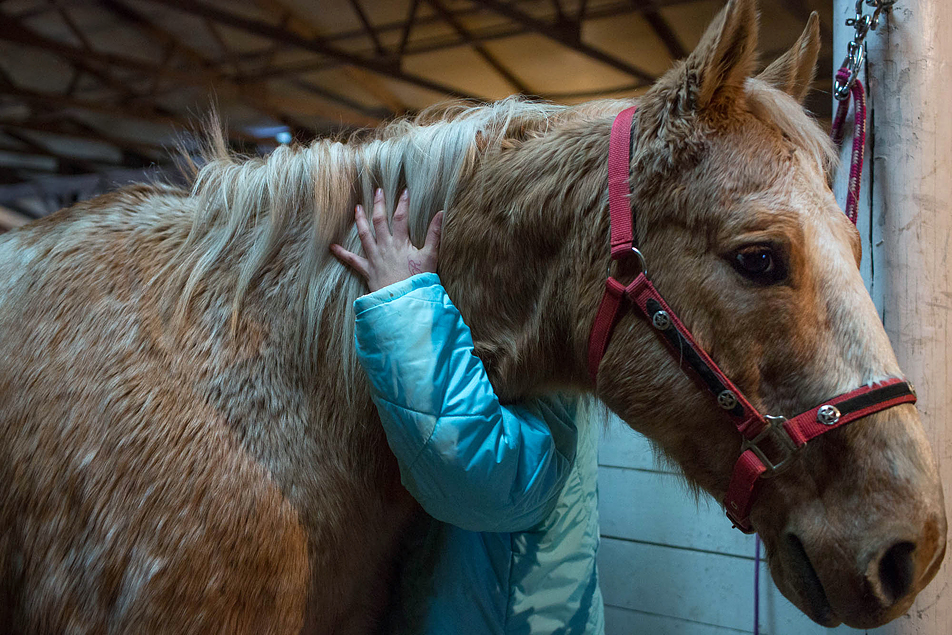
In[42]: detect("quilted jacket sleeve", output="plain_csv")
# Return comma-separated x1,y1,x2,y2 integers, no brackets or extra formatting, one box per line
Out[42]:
354,273,578,533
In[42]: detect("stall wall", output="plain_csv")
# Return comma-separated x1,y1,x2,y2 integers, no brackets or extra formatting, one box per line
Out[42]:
596,417,856,634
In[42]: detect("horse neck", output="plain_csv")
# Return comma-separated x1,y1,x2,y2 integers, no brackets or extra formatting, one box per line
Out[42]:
438,118,614,400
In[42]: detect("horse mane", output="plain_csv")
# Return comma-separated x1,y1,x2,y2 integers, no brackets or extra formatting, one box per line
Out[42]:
168,96,572,387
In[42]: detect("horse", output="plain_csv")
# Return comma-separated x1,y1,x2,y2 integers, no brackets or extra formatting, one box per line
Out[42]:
0,0,945,631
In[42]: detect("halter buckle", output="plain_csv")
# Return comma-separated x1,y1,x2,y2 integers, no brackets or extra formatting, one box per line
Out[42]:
741,415,799,475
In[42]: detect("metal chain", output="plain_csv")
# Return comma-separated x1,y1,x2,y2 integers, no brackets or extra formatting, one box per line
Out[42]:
834,0,898,100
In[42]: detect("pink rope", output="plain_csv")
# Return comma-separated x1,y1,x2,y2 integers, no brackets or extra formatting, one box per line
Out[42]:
831,67,866,226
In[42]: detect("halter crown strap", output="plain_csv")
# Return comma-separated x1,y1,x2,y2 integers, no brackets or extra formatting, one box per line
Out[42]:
608,107,637,258
587,106,639,381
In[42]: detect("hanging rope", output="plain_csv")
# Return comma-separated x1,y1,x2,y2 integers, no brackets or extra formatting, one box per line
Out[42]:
830,0,896,226
831,70,866,225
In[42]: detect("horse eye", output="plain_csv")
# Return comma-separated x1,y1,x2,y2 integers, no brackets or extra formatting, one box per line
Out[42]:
732,245,785,283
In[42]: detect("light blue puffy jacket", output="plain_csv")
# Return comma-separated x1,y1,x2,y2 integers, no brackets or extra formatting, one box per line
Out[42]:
354,273,604,635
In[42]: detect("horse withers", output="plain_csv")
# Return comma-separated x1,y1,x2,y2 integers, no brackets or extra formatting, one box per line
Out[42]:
0,0,945,631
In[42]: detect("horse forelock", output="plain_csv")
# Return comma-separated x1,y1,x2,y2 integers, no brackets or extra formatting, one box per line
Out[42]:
743,78,837,177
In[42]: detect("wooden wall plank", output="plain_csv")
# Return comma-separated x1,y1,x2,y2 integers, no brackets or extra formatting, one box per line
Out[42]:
599,414,675,472
604,605,749,635
598,465,754,557
599,538,858,634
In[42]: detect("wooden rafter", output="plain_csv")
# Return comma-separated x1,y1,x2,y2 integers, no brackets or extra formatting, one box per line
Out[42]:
49,0,95,51
234,1,703,82
397,0,420,58
0,10,147,103
348,0,386,58
146,0,481,101
1,126,108,174
473,0,656,85
426,0,530,95
0,84,267,148
633,1,687,61
4,2,377,130
0,116,164,160
250,0,409,115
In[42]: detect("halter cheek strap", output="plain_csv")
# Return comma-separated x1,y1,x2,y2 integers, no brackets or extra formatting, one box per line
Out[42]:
589,107,918,533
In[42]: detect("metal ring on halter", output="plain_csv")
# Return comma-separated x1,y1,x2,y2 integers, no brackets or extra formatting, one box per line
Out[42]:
606,247,648,279
631,247,648,276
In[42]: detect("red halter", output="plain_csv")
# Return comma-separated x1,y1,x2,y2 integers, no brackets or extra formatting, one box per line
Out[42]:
589,107,918,533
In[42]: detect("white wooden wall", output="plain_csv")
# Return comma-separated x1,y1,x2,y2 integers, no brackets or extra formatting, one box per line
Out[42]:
596,416,858,634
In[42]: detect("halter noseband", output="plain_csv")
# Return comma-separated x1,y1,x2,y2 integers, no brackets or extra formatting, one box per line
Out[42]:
588,107,918,533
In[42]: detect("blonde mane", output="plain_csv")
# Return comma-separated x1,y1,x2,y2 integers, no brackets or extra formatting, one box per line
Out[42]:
170,97,574,386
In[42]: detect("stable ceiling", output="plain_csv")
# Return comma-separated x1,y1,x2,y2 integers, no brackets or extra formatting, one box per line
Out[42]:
0,0,835,224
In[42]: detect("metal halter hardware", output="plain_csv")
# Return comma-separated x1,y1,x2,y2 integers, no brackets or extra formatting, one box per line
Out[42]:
740,415,797,475
834,0,896,100
588,107,919,534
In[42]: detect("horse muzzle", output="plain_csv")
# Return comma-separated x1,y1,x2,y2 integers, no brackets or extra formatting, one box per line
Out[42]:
770,476,947,628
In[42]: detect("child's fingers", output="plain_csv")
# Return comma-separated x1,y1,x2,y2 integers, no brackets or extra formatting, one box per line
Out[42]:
354,204,377,257
423,211,443,253
370,188,390,243
329,243,370,280
392,189,410,243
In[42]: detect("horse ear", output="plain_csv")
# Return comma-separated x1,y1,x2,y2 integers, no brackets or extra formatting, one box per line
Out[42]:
756,12,821,104
635,0,759,166
685,0,760,110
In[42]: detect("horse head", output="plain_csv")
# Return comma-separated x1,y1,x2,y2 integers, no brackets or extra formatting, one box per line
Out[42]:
441,0,945,628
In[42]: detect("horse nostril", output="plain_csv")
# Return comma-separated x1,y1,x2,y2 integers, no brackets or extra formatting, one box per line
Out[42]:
877,541,916,605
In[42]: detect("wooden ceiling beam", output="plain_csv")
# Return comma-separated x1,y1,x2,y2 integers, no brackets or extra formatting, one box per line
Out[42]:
632,1,687,61
4,3,376,131
32,113,169,165
250,0,407,116
347,0,386,58
0,9,153,103
1,127,109,174
397,0,420,59
97,0,346,132
0,85,269,148
1,85,189,128
49,0,95,51
0,117,165,158
426,0,530,95
473,0,656,85
234,0,701,81
145,0,481,101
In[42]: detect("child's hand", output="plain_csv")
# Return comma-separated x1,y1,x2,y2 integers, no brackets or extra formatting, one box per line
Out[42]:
331,188,443,292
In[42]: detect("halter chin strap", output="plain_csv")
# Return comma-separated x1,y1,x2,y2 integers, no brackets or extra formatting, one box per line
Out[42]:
589,107,919,533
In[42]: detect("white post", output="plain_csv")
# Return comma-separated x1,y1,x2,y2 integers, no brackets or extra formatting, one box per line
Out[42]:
835,1,952,633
